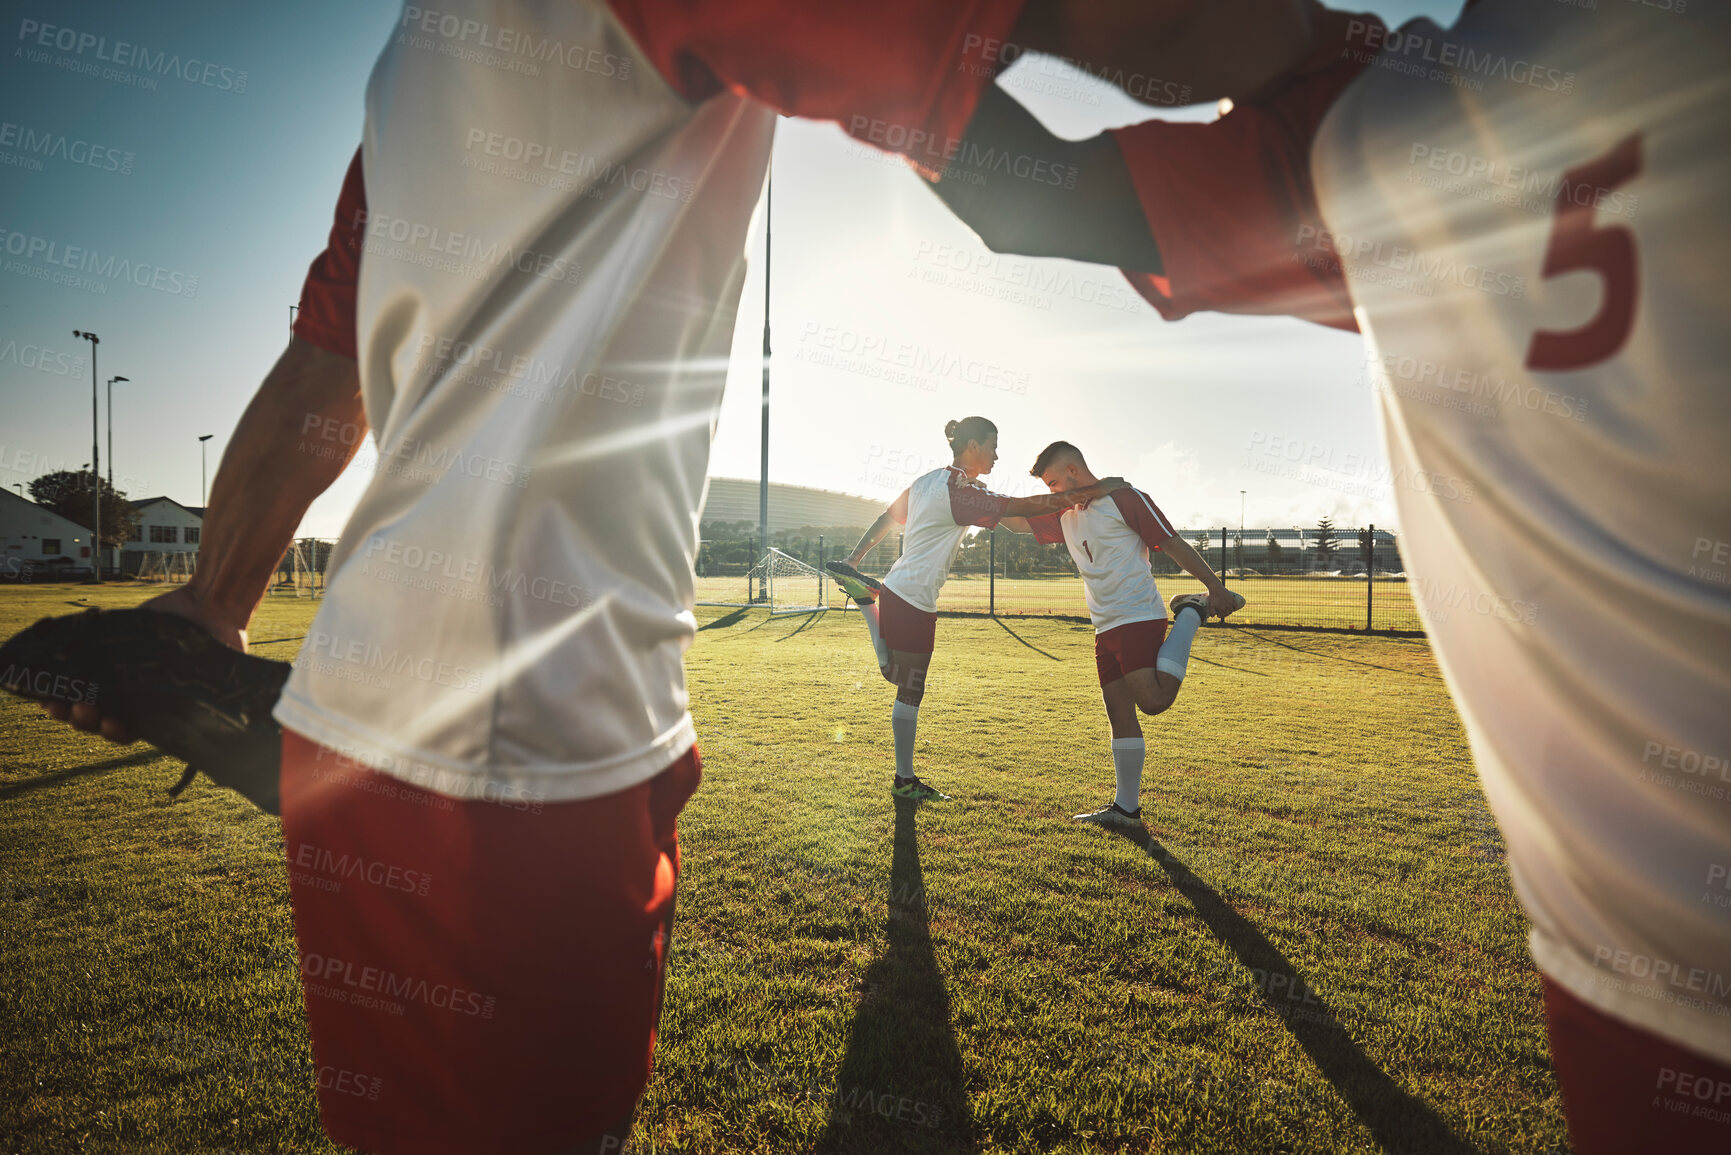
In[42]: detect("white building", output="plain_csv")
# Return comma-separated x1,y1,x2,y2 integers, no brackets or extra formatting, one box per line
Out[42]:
0,486,96,579
124,497,204,556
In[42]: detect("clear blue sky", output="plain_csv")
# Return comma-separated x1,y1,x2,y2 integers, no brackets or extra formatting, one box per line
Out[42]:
0,0,1462,537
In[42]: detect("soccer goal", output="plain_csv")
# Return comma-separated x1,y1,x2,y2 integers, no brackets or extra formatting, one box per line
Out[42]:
134,551,196,584
268,538,334,598
747,547,833,615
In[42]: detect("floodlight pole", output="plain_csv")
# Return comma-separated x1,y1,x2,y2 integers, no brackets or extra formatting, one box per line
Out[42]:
198,435,214,508
73,330,101,582
758,148,773,568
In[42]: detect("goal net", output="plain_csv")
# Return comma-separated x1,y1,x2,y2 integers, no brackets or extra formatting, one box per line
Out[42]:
747,547,831,615
268,538,335,598
134,551,196,584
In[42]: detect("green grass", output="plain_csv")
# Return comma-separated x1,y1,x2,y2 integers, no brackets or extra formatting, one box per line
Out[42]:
696,574,1423,633
0,585,1564,1153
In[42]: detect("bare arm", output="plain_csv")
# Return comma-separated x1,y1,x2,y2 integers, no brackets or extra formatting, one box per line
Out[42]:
930,83,1160,272
999,516,1034,535
1157,530,1237,617
847,489,910,566
183,337,367,644
1012,0,1320,107
999,476,1126,519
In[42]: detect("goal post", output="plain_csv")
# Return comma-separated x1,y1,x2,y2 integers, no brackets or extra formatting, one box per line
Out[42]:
747,547,840,615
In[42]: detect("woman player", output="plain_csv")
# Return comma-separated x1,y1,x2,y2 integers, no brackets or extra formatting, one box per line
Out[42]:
827,416,1127,800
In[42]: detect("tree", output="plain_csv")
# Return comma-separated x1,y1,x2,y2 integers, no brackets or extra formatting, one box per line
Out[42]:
1314,516,1339,569
1265,531,1284,574
28,470,138,551
1357,526,1375,571
1193,531,1211,557
1233,532,1245,573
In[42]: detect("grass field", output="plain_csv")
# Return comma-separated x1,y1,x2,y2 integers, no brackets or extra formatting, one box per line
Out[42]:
695,574,1424,634
0,584,1566,1153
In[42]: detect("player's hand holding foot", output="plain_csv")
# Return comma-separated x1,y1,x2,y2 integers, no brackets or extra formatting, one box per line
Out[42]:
1206,586,1246,620
40,585,249,743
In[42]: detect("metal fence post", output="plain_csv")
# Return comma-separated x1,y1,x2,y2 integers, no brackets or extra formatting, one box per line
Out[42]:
1365,523,1375,632
989,531,996,617
818,534,825,606
1220,527,1228,585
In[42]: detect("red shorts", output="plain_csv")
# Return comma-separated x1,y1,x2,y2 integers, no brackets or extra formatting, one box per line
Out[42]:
1543,977,1731,1154
1094,617,1169,686
878,585,937,653
279,730,701,1155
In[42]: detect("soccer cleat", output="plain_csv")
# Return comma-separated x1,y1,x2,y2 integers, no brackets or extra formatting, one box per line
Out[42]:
824,560,882,605
1169,593,1211,622
1073,801,1143,827
892,775,950,802
0,608,290,813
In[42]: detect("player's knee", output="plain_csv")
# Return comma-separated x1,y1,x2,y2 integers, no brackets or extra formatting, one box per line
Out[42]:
1136,687,1176,716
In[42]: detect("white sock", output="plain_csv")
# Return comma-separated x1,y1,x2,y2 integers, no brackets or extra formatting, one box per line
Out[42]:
860,600,890,668
1112,737,1146,812
891,700,918,779
1155,607,1203,681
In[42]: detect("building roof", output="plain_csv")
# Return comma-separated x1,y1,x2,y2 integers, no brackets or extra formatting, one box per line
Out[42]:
127,496,204,519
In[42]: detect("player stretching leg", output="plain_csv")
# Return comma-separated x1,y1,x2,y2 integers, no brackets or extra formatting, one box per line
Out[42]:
1000,442,1242,828
829,417,1126,801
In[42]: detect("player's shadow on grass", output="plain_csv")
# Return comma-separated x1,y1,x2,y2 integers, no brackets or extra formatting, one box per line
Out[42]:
817,796,974,1154
0,748,162,801
990,617,1060,661
1109,825,1478,1155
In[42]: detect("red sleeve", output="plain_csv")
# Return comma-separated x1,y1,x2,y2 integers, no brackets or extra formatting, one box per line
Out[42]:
1109,489,1176,551
947,471,1011,530
292,147,364,360
1110,17,1386,333
605,0,1025,179
1027,511,1064,545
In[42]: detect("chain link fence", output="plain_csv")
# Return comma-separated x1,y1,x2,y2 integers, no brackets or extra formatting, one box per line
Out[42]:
699,526,1422,634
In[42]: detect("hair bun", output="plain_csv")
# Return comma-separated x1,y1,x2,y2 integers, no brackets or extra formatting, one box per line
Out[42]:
943,420,959,438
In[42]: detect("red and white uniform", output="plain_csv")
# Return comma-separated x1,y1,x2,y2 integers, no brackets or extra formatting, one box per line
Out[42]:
1113,0,1731,1071
880,466,1012,614
282,0,1022,806
279,1,1023,1147
1026,488,1176,633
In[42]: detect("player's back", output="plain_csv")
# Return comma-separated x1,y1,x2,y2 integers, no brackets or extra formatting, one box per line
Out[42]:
1312,0,1731,1063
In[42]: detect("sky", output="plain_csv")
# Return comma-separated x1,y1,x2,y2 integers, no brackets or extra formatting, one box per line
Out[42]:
0,0,1463,539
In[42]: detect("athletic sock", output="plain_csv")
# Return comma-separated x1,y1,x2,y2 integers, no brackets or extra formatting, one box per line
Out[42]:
1112,737,1146,813
1155,606,1204,681
891,700,919,780
860,600,891,668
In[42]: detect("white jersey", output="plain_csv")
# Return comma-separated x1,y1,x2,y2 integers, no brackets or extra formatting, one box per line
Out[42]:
1313,0,1731,1061
271,0,1016,804
881,467,1011,614
1028,488,1176,634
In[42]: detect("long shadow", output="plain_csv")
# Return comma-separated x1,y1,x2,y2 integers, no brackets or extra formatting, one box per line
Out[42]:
1239,629,1439,679
817,797,974,1154
990,617,1060,661
774,610,827,641
697,608,750,632
1106,825,1477,1155
0,749,163,801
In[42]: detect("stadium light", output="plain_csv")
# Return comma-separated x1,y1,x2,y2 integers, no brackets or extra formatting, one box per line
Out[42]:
198,434,214,509
72,330,101,583
107,377,129,489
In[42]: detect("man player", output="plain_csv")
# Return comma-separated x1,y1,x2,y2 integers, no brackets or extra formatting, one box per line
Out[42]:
999,441,1242,827
38,2,1332,1151
828,417,1127,801
924,2,1731,1150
